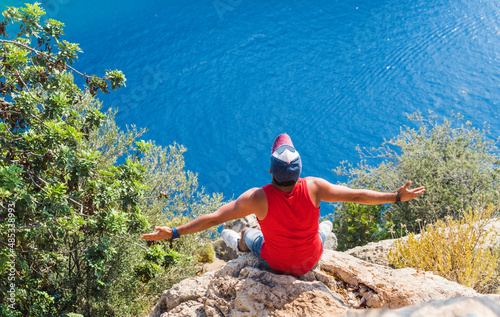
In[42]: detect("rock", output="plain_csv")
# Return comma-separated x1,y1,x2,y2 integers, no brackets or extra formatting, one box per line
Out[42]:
342,295,500,317
200,258,227,274
149,249,479,317
344,239,399,266
224,214,260,232
320,250,477,309
149,253,349,317
324,231,338,251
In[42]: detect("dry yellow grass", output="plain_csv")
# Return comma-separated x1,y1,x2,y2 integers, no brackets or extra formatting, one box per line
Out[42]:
388,203,500,293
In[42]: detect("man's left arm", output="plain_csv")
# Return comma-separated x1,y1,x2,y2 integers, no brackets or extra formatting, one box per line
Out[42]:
313,178,425,205
140,187,260,241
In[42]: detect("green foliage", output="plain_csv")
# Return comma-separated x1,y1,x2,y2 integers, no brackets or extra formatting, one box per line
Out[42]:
163,249,183,268
388,202,500,293
0,164,23,197
332,111,500,241
0,4,224,317
134,263,161,284
328,203,390,251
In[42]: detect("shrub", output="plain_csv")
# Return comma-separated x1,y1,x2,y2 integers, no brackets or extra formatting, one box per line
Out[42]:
388,202,500,293
333,111,500,235
197,244,215,263
328,203,390,251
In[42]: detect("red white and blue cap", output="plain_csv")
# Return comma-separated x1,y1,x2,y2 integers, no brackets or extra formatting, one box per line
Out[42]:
270,133,302,183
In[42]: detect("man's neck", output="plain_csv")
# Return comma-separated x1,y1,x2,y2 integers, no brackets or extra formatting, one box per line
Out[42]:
271,181,296,193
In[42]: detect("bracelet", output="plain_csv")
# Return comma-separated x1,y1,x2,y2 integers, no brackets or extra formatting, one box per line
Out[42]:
171,227,180,240
395,191,401,205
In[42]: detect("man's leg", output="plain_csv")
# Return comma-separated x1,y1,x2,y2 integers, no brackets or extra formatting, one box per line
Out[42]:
223,227,269,264
241,228,273,271
221,228,255,253
238,228,250,252
222,227,263,255
221,229,245,253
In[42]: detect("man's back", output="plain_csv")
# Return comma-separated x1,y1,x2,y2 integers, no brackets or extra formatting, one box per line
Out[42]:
259,178,322,276
246,176,324,221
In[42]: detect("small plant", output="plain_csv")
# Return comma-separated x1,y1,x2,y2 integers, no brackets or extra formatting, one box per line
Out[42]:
134,263,161,284
197,244,215,263
388,202,500,293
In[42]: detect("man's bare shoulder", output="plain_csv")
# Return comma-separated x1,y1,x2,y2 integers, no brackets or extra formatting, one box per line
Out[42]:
304,177,350,204
236,187,267,219
303,177,326,206
304,176,323,182
239,187,267,203
304,176,328,188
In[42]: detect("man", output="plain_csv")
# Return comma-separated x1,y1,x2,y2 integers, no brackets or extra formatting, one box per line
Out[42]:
141,134,425,277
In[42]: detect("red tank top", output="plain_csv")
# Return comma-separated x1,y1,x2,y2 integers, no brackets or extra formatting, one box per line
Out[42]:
259,178,322,277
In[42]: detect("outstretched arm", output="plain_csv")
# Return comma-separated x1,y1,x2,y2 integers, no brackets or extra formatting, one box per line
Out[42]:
312,177,425,205
140,187,263,241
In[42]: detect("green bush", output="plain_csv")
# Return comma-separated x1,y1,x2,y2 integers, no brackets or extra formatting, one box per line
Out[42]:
0,4,224,316
331,111,499,247
328,203,390,251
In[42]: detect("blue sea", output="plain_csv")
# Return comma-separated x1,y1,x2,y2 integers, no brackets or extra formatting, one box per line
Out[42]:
6,0,499,215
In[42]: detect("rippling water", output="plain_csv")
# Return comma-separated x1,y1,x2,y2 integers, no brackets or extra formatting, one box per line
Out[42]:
13,0,500,214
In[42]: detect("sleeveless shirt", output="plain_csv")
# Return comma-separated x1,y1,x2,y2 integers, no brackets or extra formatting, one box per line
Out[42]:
259,178,323,277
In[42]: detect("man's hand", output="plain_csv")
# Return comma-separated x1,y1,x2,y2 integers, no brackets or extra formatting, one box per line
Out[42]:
397,181,426,202
140,226,172,241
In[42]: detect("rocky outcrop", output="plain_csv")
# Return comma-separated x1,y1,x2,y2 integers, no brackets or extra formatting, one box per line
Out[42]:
149,253,349,317
343,295,500,317
213,238,239,262
324,230,338,251
320,250,476,309
345,239,398,267
149,250,478,317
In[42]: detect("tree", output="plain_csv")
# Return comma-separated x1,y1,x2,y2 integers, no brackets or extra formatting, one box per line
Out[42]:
0,4,223,316
331,111,499,248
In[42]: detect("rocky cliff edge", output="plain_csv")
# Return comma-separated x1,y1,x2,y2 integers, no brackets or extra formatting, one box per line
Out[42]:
148,250,500,317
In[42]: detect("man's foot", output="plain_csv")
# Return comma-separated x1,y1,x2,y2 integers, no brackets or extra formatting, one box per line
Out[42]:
222,229,243,253
319,221,333,238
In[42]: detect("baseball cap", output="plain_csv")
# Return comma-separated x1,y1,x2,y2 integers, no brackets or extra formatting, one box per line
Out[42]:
270,134,302,183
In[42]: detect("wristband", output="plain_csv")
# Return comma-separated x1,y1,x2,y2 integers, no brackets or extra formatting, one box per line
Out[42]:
171,227,180,240
395,191,401,205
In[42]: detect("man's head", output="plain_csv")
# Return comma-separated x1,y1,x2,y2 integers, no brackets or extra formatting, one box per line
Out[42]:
270,133,302,186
